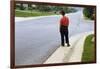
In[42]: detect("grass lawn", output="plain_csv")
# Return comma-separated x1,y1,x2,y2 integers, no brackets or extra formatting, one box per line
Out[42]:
82,34,95,62
15,10,56,17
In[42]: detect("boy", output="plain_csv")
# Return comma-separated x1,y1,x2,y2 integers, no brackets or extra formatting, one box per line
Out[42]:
60,10,70,47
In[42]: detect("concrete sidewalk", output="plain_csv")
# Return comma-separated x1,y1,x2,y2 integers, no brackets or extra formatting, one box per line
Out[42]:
44,32,93,64
15,15,60,22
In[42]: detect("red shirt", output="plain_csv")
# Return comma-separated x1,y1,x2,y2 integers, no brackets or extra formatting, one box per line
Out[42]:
60,16,69,26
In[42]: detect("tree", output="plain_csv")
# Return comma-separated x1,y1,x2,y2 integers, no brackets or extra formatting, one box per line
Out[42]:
20,3,24,10
28,4,32,10
83,7,94,20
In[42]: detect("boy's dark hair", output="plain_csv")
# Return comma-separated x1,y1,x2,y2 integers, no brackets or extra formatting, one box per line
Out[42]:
60,10,65,16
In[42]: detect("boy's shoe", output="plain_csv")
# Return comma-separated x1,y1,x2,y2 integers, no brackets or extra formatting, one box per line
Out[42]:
65,43,70,47
67,44,70,47
61,44,65,47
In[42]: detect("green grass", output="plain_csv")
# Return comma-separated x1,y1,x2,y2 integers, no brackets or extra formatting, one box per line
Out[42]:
82,34,95,62
15,10,56,17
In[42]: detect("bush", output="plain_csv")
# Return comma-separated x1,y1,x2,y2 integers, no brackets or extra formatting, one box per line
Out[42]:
83,7,94,20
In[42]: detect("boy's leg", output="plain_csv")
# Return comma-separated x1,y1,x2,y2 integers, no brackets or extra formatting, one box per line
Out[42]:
65,28,70,46
60,32,65,46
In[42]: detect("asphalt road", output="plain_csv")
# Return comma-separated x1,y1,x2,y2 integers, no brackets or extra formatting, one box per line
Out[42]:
15,10,94,65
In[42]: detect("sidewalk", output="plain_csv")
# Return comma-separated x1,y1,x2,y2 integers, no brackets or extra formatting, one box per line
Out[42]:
44,32,93,64
15,15,60,22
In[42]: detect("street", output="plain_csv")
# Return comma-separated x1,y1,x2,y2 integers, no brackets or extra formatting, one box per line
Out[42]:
15,10,94,65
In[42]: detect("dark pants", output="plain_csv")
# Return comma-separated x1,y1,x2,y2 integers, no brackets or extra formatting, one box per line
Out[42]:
60,26,69,46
